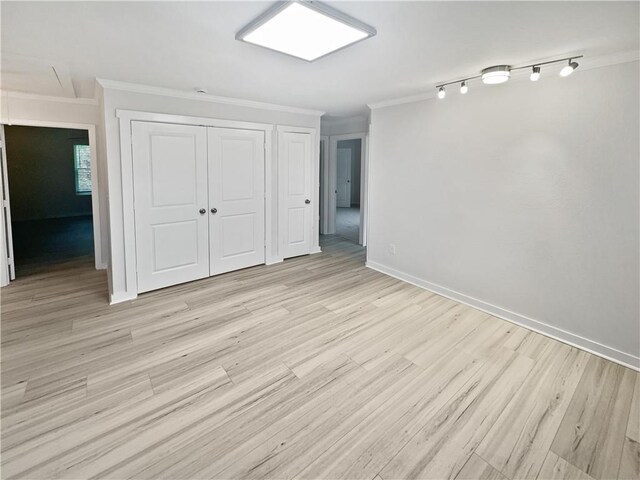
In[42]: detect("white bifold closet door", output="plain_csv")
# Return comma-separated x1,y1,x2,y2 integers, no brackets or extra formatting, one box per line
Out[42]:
132,121,210,293
132,121,266,293
208,127,265,275
279,131,313,259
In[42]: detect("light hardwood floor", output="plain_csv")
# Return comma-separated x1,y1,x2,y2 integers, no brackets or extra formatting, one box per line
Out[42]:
1,236,638,480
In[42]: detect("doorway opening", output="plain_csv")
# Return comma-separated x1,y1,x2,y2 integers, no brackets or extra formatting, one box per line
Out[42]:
1,124,101,279
335,139,361,243
320,132,368,246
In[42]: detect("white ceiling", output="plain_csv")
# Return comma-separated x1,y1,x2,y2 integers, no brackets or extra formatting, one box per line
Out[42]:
1,1,638,117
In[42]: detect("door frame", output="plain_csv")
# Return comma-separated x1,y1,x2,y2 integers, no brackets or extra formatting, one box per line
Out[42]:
326,132,368,245
0,125,12,286
319,135,329,234
276,125,320,258
336,147,352,208
116,109,275,302
0,119,104,281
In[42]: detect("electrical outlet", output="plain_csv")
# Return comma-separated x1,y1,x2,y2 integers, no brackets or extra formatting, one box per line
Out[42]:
389,243,396,255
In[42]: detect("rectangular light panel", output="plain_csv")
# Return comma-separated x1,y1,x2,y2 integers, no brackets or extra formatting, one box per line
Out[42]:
237,1,376,62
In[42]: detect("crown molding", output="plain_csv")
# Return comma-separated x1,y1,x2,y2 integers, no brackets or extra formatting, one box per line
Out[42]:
368,50,640,110
0,90,98,106
96,79,325,117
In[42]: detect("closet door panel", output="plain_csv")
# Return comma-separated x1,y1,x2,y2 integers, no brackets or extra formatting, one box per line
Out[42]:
208,127,265,275
132,121,209,293
279,131,313,259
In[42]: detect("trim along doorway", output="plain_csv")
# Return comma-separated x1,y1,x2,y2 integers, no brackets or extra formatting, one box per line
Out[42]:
0,120,103,287
321,132,369,246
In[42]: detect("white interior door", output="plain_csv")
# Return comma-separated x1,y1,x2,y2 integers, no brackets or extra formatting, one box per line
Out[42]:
279,131,312,259
208,127,265,275
132,121,210,293
0,125,14,284
336,147,351,208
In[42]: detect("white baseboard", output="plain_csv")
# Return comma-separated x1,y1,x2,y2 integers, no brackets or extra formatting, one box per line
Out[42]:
366,260,640,372
310,247,322,254
109,291,137,305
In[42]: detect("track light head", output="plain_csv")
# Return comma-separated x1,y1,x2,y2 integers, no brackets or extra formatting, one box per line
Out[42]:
460,81,468,94
560,60,579,77
437,86,446,99
530,66,541,82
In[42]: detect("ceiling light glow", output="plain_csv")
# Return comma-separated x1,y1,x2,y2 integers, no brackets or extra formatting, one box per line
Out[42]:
481,65,511,85
460,81,468,94
438,86,446,99
237,1,376,62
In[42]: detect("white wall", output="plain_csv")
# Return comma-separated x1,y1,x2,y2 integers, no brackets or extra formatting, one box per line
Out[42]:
321,115,369,136
368,61,639,368
100,82,322,302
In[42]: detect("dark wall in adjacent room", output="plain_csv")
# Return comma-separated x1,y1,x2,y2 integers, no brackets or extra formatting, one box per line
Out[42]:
5,125,92,221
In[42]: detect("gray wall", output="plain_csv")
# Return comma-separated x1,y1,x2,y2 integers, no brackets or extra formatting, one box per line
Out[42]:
5,125,92,221
337,138,362,206
368,61,639,367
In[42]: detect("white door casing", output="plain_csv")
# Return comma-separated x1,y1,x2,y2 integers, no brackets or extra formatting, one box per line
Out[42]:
208,127,265,275
0,125,14,284
319,136,329,235
325,133,368,244
336,147,351,208
279,130,313,259
132,121,210,293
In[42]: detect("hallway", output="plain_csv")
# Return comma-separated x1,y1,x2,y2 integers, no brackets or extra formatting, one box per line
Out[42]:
335,206,360,244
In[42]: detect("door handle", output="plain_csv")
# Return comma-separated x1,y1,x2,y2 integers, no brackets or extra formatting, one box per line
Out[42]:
199,208,206,215
211,208,218,214
305,199,311,204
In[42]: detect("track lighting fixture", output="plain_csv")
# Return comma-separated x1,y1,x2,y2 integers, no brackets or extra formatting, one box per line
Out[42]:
434,55,582,99
530,66,541,82
560,60,579,77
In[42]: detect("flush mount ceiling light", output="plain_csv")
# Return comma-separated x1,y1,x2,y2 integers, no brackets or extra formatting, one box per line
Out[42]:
236,1,376,62
435,55,582,99
481,65,511,85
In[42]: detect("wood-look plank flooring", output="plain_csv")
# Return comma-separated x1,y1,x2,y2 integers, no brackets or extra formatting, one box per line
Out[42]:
1,236,638,480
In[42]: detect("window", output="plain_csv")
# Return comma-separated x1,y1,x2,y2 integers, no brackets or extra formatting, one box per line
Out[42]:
74,144,92,195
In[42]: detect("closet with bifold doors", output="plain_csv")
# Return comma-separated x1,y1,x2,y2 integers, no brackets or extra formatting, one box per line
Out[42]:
131,121,266,293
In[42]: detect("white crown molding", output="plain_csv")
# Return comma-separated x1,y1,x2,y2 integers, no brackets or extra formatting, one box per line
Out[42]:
0,90,98,106
368,50,640,110
97,78,325,117
368,92,435,110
